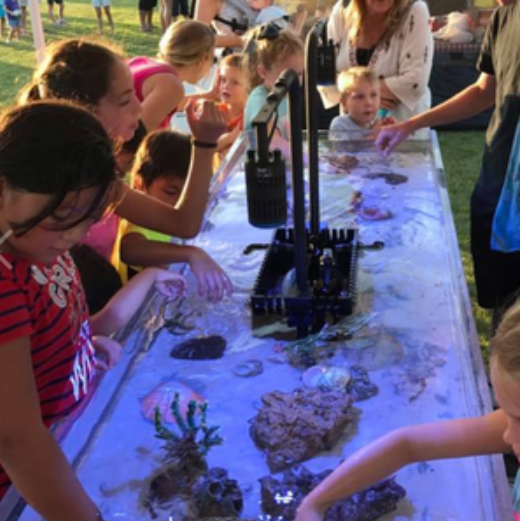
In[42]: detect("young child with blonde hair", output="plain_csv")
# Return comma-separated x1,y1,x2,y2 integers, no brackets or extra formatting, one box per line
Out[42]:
128,20,217,130
329,66,394,138
216,53,248,156
244,24,304,158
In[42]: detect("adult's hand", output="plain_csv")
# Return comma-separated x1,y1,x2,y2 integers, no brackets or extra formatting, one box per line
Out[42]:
375,120,413,157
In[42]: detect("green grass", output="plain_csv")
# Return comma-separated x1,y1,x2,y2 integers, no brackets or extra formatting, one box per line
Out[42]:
439,130,491,358
0,0,159,107
0,8,491,353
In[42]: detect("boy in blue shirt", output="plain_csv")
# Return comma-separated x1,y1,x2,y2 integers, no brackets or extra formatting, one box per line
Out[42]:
0,0,6,38
4,0,21,42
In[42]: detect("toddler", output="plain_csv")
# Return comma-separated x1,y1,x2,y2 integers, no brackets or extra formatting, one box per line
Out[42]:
330,66,395,139
217,53,248,155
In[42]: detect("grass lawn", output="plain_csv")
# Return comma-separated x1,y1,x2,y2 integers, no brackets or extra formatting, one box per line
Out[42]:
0,4,492,353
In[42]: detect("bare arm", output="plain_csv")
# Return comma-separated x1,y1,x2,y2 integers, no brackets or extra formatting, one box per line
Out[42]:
407,72,496,131
121,234,233,301
376,72,496,155
296,411,509,521
91,267,185,335
194,0,243,48
0,338,99,521
140,74,185,131
115,101,226,238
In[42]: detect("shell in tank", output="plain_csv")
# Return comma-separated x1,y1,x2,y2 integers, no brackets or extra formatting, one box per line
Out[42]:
301,365,351,392
140,380,205,424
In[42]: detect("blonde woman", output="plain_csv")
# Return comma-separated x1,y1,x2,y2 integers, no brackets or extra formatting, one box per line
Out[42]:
321,0,433,122
128,20,216,130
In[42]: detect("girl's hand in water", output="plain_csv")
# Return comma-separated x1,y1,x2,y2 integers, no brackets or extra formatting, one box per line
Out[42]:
186,99,227,145
187,247,233,302
375,120,413,157
294,498,327,521
152,268,187,299
92,335,123,370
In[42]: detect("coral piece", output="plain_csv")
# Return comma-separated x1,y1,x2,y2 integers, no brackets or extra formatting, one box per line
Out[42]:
346,365,379,401
170,335,227,360
260,465,325,520
302,365,351,391
365,173,408,185
250,388,355,472
154,393,223,457
393,341,447,402
140,380,205,424
260,465,406,521
193,467,244,518
284,313,377,368
323,154,360,172
358,205,393,221
233,360,264,377
326,478,406,521
143,394,235,521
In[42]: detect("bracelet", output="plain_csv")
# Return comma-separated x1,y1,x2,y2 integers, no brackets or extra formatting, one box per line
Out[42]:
192,139,218,149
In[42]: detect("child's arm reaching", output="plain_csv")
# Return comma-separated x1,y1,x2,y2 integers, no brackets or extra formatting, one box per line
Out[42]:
295,412,510,521
0,337,101,521
91,268,186,337
217,126,241,153
121,233,233,302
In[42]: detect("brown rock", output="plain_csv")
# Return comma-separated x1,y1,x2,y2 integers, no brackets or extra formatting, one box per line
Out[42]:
250,388,355,472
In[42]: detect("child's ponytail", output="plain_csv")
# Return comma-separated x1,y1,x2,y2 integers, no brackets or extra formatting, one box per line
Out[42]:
244,24,304,90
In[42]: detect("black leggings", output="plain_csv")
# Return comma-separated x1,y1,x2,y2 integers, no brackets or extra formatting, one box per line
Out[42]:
470,190,520,310
172,0,188,16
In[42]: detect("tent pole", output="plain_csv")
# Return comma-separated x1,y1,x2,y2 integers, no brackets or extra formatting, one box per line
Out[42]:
28,0,46,64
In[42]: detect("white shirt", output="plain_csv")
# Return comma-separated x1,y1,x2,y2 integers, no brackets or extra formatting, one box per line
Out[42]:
320,0,434,122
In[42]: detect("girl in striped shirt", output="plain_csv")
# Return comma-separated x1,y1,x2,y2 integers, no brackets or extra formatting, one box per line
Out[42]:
0,101,185,521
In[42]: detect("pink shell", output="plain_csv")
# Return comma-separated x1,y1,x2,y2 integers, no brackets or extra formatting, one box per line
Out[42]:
140,380,205,424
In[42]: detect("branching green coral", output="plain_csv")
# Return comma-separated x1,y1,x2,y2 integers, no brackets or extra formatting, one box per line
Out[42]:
154,392,223,456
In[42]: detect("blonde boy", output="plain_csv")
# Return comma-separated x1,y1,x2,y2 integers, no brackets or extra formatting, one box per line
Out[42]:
329,66,382,138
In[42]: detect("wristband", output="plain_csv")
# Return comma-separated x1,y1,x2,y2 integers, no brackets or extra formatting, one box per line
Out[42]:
192,139,218,149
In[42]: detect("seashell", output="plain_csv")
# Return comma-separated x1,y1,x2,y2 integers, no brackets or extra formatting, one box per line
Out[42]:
140,380,205,423
233,360,263,377
302,365,351,392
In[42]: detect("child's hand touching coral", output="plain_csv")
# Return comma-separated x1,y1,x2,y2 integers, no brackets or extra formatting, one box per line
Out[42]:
187,248,233,302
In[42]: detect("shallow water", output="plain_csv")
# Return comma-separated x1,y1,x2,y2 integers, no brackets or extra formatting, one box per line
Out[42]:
11,138,508,521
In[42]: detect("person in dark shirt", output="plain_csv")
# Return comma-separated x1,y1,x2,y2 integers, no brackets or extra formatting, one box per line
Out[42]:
376,1,520,323
4,0,21,42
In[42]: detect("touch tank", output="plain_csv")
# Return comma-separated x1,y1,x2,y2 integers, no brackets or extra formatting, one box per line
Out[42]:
0,131,512,521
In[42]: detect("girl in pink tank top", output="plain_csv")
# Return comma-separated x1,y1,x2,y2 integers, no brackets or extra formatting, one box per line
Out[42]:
129,20,218,131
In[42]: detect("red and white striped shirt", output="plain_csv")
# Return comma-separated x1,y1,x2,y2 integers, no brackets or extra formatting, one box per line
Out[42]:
0,252,96,498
